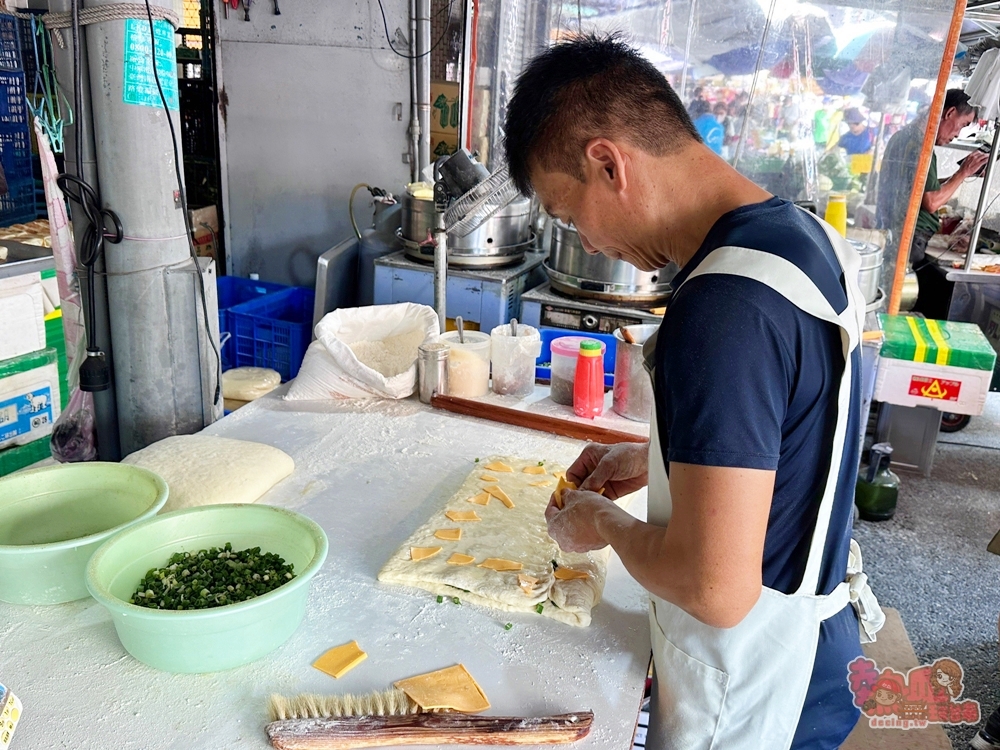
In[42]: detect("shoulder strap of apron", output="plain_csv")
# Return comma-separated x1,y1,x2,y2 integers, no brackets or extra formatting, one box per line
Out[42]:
673,212,864,597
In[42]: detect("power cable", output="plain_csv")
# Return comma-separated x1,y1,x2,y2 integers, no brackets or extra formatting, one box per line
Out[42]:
142,0,221,407
374,0,455,59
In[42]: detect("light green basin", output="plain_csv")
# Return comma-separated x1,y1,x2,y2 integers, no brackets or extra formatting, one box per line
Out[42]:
0,462,169,605
85,503,329,673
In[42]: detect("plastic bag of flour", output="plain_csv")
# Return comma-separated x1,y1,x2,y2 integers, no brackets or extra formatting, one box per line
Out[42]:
285,303,439,400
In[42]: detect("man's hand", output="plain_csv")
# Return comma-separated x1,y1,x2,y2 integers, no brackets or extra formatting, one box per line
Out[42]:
958,150,989,179
565,442,648,501
545,489,611,553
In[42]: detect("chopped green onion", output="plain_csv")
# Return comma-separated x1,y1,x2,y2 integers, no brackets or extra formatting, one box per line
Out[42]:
535,603,544,614
538,461,544,466
436,595,444,603
504,622,513,630
452,596,461,605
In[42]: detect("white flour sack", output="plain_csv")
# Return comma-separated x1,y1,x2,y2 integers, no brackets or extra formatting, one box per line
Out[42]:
285,303,439,400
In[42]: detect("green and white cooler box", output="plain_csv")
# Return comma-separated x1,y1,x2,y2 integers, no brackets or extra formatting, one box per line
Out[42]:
0,348,61,451
875,314,997,416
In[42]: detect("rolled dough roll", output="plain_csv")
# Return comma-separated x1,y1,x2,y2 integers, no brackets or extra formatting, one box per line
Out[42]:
121,434,294,513
222,367,281,401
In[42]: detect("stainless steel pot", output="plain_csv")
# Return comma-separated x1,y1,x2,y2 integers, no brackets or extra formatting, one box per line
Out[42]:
613,325,658,422
401,192,534,267
545,220,674,304
850,239,883,305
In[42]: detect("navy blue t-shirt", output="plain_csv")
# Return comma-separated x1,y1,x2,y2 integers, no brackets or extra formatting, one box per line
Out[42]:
654,197,862,749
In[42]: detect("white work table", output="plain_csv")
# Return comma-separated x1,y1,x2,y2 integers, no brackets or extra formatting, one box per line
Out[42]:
1,391,652,749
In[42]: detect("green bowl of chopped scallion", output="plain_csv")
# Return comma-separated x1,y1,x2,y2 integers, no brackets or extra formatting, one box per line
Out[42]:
85,503,328,673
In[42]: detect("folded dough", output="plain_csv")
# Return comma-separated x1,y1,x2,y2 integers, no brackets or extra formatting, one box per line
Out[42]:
121,434,294,513
378,457,612,627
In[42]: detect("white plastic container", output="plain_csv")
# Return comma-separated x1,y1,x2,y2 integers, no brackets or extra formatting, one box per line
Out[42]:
549,336,605,406
490,324,541,398
440,331,491,398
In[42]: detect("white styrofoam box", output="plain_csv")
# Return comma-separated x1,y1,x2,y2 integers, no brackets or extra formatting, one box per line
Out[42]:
874,357,993,416
0,359,60,451
0,272,45,361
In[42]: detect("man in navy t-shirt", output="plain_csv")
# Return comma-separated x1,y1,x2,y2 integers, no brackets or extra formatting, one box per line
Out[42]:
504,34,870,749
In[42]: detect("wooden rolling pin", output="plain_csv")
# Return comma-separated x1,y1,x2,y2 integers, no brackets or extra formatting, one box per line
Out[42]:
430,394,647,445
266,712,595,749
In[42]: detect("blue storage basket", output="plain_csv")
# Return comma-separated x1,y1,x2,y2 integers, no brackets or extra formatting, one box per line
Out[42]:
216,276,288,369
0,70,28,126
228,286,314,381
534,328,618,388
0,16,22,73
0,177,35,225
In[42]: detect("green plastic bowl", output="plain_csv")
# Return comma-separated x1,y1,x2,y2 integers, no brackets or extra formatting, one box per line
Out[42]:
85,503,329,673
0,462,169,605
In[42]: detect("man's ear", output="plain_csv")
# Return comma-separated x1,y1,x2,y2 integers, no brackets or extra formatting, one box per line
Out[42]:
583,138,628,193
941,106,957,122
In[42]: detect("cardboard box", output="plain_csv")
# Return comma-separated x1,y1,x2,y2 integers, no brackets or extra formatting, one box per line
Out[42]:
189,205,219,234
431,130,458,158
0,347,61,450
0,272,45,361
430,81,460,135
874,315,997,416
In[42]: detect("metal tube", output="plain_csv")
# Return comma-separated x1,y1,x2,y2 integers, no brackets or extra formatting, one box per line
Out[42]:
433,182,448,332
459,0,474,152
416,0,431,174
965,118,1000,273
408,0,420,182
86,0,215,454
47,0,122,460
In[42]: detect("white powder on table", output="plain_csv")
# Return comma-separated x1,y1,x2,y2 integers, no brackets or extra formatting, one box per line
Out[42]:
349,329,426,378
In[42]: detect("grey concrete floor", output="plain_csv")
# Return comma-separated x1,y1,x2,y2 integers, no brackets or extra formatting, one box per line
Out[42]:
854,394,1000,748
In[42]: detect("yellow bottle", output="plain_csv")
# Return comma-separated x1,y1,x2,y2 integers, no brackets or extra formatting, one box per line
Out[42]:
824,193,847,237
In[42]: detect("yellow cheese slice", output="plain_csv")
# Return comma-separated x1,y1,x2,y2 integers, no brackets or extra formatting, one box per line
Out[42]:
553,477,603,509
553,471,566,481
466,491,490,506
394,664,491,713
482,461,513,473
517,573,539,595
522,465,546,474
313,641,368,679
528,479,553,487
447,552,475,565
484,484,514,509
478,558,523,572
445,510,481,522
553,566,591,580
411,546,443,561
434,528,462,541
480,474,500,482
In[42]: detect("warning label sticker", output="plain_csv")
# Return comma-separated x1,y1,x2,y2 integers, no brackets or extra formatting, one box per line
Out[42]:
122,19,179,111
908,375,961,402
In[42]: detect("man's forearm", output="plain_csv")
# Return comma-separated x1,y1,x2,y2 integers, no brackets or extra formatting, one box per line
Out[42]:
923,172,967,214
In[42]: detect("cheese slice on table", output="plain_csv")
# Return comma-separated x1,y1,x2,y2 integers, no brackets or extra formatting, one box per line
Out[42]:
411,546,442,561
529,479,553,487
517,573,539,595
484,484,514,509
482,461,513,473
313,641,367,679
445,510,481,522
554,567,590,580
466,491,490,506
480,474,500,482
434,528,462,541
478,558,522,572
447,553,475,565
394,664,490,713
522,465,546,474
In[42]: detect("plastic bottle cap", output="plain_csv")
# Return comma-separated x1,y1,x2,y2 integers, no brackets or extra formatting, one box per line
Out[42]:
579,341,602,357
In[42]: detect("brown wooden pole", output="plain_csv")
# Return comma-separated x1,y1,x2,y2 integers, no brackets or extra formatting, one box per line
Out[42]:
887,0,967,314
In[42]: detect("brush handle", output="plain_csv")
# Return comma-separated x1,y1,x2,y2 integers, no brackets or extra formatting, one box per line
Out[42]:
266,712,594,749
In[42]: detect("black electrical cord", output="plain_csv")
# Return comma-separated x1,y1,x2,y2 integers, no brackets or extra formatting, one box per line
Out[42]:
143,0,222,407
375,0,455,60
55,0,122,392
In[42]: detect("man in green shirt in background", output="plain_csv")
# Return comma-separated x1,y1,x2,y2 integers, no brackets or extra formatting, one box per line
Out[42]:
876,89,986,265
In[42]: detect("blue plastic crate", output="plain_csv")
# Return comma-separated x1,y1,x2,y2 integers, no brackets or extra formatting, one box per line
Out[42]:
216,276,288,368
0,176,35,225
229,286,314,381
0,16,21,72
0,124,31,183
535,328,617,388
0,70,27,126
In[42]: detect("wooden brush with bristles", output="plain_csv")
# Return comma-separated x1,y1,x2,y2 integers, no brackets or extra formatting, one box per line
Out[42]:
265,690,594,750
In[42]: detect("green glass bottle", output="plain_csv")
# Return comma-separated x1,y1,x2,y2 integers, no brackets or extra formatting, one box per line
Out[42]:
855,442,900,522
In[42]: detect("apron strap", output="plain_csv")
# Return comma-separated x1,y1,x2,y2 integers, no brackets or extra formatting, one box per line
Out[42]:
674,215,864,597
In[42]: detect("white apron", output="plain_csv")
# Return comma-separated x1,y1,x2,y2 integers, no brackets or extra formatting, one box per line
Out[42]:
643,215,885,750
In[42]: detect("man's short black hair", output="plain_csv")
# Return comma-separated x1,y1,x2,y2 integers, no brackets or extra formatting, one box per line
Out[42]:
944,88,976,119
503,34,700,195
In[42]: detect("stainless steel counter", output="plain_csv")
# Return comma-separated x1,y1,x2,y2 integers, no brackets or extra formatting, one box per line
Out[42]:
1,392,652,749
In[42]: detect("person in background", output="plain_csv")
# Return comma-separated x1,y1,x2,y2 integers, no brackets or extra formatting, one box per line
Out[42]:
876,89,987,265
836,108,875,155
686,86,707,118
691,100,725,156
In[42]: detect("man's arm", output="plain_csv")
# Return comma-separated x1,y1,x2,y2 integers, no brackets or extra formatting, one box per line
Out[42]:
922,151,988,214
556,461,773,629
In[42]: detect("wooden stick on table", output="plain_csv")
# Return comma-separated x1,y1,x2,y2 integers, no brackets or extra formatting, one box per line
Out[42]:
431,394,647,445
266,712,595,749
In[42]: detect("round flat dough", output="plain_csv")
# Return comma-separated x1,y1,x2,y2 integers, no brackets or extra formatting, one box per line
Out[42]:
222,367,281,401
